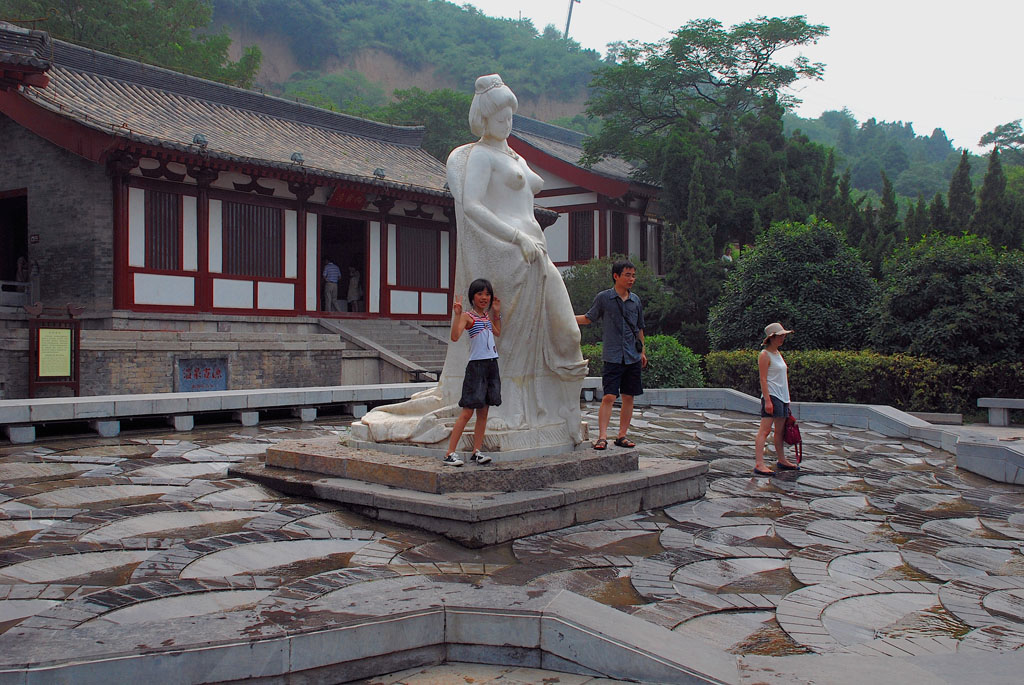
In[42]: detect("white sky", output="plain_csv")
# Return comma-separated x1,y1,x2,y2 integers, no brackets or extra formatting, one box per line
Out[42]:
466,0,1024,152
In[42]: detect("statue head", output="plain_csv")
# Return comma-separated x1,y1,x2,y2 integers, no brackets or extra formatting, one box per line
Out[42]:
469,74,518,138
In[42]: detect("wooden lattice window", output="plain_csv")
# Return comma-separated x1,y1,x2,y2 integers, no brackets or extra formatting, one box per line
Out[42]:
222,202,283,278
569,210,594,263
397,225,439,288
145,190,180,271
611,211,627,256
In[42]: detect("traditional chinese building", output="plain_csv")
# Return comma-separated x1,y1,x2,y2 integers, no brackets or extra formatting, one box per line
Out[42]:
0,22,471,397
0,22,459,321
510,115,663,272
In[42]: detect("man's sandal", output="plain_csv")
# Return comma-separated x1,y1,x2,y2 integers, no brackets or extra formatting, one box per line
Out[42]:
614,437,636,448
593,438,608,450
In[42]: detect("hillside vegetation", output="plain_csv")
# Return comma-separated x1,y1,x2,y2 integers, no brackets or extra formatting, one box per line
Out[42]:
213,0,603,103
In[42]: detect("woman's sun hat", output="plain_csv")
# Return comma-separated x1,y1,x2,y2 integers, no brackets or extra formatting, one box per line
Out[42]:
762,322,794,345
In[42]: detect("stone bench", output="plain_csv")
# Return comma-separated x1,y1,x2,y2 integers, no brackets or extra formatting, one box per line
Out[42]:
0,383,433,443
978,397,1024,426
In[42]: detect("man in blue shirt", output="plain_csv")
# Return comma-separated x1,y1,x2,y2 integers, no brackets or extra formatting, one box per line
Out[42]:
322,258,342,312
576,260,647,450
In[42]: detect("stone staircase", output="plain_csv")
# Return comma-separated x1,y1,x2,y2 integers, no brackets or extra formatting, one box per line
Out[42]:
323,319,448,379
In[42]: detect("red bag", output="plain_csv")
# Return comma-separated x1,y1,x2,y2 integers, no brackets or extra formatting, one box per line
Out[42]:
783,415,803,464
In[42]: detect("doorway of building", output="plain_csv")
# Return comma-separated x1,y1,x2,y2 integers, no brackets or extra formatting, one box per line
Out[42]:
0,192,29,306
320,215,367,314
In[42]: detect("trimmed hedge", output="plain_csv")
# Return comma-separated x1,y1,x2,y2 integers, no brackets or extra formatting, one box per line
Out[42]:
704,349,1024,415
579,336,704,389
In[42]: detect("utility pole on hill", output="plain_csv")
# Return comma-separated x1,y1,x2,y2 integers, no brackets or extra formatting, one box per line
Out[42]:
564,0,581,40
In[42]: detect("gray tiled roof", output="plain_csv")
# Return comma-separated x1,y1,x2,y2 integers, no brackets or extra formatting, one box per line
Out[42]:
0,21,51,70
12,33,450,197
511,114,656,191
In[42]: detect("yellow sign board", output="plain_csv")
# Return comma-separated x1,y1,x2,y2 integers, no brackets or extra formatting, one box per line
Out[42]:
38,328,72,377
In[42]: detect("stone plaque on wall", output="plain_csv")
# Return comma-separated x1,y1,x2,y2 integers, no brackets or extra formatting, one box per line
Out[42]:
176,358,228,392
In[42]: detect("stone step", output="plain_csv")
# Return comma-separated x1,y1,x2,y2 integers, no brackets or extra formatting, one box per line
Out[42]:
236,439,708,547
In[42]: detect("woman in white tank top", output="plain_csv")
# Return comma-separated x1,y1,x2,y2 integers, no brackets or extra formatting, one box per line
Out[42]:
754,322,796,475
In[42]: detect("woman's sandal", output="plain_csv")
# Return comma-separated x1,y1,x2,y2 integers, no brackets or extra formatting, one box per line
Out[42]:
776,461,800,471
753,468,775,476
613,436,636,448
593,438,608,450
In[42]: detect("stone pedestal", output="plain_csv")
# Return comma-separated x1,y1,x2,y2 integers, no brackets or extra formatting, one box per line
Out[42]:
231,437,707,547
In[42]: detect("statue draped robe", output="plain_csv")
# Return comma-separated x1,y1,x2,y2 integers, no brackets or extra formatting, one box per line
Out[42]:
356,143,589,450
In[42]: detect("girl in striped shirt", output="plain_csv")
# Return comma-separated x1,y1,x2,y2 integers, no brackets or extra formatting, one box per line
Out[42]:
444,278,501,466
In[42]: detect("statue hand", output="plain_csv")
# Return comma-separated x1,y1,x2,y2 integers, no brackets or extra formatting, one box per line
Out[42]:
517,233,539,263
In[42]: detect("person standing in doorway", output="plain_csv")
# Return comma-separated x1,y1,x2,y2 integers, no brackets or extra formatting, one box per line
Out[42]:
322,258,341,312
576,260,647,450
346,267,363,313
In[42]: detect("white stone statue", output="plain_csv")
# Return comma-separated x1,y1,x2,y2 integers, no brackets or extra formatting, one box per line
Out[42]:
354,74,588,451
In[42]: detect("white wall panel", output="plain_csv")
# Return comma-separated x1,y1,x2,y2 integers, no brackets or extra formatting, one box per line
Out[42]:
440,231,450,289
592,211,600,259
546,215,569,263
536,192,597,207
284,210,297,279
369,221,381,313
182,195,197,271
387,224,397,285
258,281,294,310
422,292,447,315
208,199,222,273
213,278,252,308
306,213,318,311
390,290,418,314
128,187,145,267
628,214,641,257
134,273,194,306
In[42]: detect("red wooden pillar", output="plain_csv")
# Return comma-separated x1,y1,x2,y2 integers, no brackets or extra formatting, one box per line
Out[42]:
106,151,136,310
190,166,218,311
290,182,314,313
377,198,395,317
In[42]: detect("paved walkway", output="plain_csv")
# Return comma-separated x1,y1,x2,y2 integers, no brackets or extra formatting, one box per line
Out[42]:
1,406,1023,683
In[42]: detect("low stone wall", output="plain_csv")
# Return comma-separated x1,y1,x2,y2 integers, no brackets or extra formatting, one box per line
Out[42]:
0,328,412,399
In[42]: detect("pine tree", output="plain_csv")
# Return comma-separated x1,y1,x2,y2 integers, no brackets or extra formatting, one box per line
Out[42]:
817,148,838,217
879,171,902,240
858,200,881,276
929,192,950,234
972,148,1011,246
948,150,975,231
907,194,930,242
654,158,724,352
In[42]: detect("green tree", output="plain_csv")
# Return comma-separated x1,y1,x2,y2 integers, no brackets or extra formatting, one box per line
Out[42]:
979,119,1024,165
929,192,950,234
817,148,839,216
948,150,975,231
583,15,827,183
2,0,261,87
708,219,877,351
362,88,475,162
651,158,726,353
279,71,387,112
871,234,1024,363
905,194,930,242
971,148,1018,248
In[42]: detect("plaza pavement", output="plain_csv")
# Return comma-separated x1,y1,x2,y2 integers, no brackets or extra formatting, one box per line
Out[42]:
1,404,1023,683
